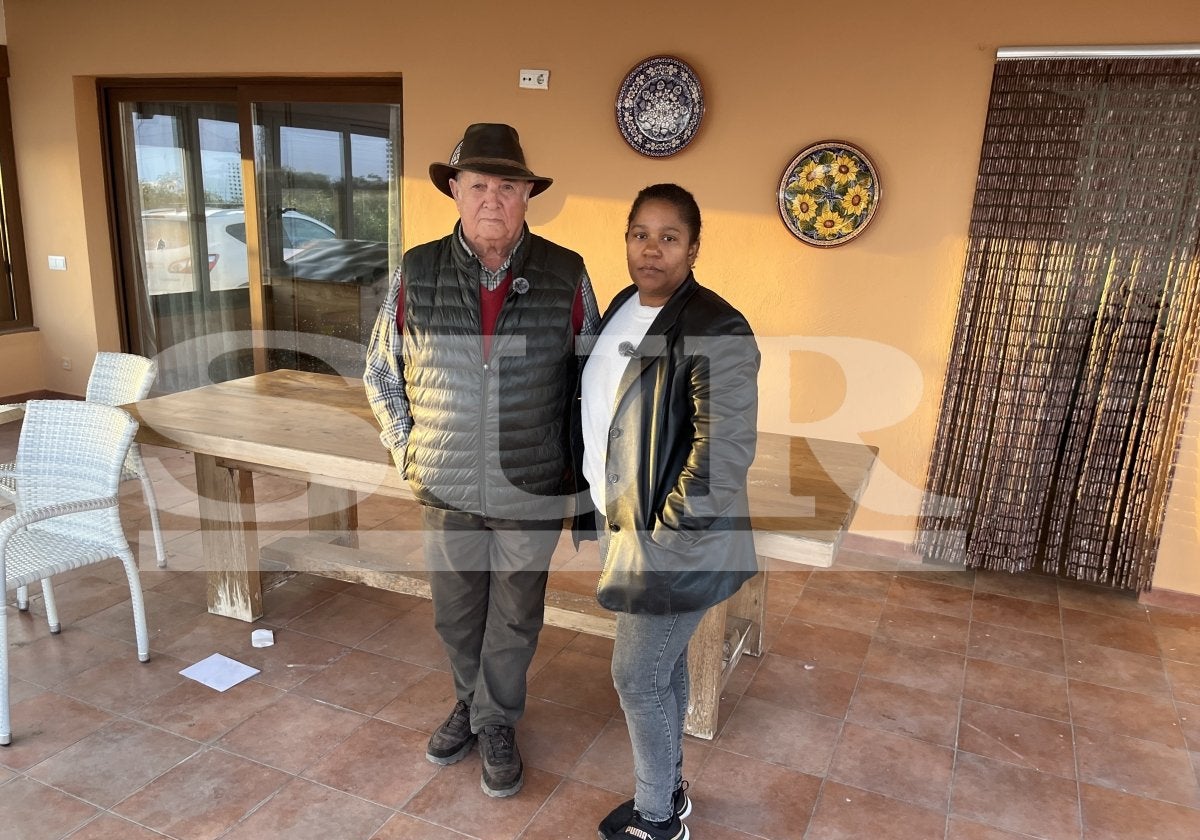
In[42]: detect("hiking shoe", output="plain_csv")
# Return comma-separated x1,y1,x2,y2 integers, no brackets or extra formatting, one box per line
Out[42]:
598,782,691,838
479,724,523,797
426,700,475,765
602,810,688,840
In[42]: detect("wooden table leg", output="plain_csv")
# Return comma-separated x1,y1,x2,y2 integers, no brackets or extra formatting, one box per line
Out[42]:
307,483,359,548
725,566,768,657
194,453,262,621
684,602,728,739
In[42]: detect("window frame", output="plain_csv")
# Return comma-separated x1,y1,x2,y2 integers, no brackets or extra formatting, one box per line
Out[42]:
0,46,34,332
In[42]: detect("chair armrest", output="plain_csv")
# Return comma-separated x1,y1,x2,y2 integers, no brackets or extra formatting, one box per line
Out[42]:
0,495,120,549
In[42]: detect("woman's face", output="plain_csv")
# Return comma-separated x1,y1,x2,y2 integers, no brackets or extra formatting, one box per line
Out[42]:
625,198,699,307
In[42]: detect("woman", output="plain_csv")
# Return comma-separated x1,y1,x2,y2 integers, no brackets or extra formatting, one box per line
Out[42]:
581,184,760,840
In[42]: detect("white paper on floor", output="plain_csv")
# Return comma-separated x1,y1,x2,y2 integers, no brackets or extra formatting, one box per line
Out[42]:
179,653,261,691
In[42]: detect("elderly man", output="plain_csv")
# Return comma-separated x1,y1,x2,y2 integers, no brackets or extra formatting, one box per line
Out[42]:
364,123,599,798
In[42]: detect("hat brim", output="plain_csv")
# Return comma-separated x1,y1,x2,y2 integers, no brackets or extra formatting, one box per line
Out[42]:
429,162,553,198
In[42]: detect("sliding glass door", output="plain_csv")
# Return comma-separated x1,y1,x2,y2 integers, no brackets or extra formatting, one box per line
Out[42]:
104,80,402,392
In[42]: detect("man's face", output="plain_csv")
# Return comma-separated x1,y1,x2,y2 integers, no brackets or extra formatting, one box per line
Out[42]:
450,171,531,258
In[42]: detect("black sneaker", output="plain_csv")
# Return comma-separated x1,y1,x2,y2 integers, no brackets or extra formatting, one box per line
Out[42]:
479,724,523,797
598,782,691,838
426,700,475,765
604,811,688,840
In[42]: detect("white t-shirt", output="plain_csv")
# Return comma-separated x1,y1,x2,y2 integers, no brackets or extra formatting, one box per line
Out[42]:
581,294,662,514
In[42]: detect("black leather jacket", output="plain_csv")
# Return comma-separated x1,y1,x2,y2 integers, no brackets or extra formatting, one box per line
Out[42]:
578,274,761,614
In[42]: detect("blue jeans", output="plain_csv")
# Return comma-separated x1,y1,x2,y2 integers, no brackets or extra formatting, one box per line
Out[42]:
611,608,707,823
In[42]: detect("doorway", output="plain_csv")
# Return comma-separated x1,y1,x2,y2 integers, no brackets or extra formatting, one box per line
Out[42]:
102,79,402,392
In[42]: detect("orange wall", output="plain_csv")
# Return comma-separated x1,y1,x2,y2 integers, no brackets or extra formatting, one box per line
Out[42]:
1,0,1197,591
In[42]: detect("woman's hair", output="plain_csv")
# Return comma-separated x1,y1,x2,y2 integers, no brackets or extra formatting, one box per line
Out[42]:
627,183,702,244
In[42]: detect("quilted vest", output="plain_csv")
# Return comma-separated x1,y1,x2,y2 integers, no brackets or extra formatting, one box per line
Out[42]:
401,226,583,520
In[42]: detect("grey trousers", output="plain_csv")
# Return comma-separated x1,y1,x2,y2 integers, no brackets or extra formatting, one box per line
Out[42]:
423,506,561,730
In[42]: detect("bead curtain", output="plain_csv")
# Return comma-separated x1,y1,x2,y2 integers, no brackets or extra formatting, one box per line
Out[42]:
916,56,1200,590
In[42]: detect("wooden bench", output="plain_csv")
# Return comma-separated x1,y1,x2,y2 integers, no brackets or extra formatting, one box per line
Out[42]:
127,369,876,739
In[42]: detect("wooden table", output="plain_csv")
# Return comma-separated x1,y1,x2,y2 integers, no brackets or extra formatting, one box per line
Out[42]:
126,369,876,738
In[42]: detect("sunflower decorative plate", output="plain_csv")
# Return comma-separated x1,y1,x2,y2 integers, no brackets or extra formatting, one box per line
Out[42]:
615,55,705,157
777,141,880,246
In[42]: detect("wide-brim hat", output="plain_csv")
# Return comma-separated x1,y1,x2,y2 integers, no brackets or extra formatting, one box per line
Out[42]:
429,123,553,198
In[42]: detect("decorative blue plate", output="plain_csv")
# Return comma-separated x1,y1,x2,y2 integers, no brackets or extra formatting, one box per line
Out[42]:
777,141,881,247
616,56,704,157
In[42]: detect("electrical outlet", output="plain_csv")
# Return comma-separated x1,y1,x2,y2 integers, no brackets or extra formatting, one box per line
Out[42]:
48,255,68,271
61,357,71,370
519,68,550,90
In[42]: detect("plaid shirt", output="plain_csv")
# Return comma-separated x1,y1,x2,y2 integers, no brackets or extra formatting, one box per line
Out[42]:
363,230,601,454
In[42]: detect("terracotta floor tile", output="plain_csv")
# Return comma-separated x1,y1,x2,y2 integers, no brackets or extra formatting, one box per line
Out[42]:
875,602,970,654
293,649,430,714
1074,726,1200,807
1068,680,1185,747
894,568,977,590
131,676,283,742
950,752,1081,840
722,647,762,696
769,618,872,673
861,637,966,697
716,694,842,776
765,575,804,615
357,602,451,671
222,776,392,840
7,627,136,689
155,612,264,663
1155,625,1200,666
971,592,1063,637
1179,701,1200,751
517,778,627,839
946,816,1044,839
1064,638,1171,696
238,627,349,690
693,749,822,839
887,575,974,619
24,573,137,626
957,700,1075,778
375,668,460,733
54,651,190,715
567,716,708,799
75,589,206,646
112,748,287,840
790,588,884,634
370,813,474,839
64,813,175,839
847,676,961,746
302,718,437,808
1148,608,1200,632
968,622,1066,676
526,648,621,717
974,570,1060,605
744,652,858,718
1166,659,1200,706
0,692,115,772
401,759,562,840
281,591,402,647
565,631,614,660
0,777,98,840
804,570,895,602
963,657,1070,722
1079,781,1200,840
257,577,339,624
828,722,954,810
216,692,366,773
518,696,608,776
1057,580,1148,622
806,780,947,840
26,719,198,807
1062,607,1160,657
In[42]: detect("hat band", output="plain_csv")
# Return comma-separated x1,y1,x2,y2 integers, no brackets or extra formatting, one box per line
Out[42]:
451,155,536,176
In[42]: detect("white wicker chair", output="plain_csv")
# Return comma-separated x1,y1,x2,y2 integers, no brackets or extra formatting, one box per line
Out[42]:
0,353,167,615
2,400,151,746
